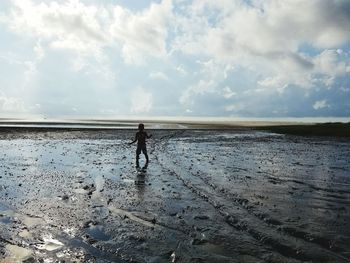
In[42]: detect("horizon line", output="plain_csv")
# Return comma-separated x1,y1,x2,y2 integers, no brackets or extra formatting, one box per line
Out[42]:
0,115,350,122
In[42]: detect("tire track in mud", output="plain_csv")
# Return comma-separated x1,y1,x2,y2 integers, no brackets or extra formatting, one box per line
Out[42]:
259,170,350,196
189,170,350,255
108,206,189,235
157,131,350,263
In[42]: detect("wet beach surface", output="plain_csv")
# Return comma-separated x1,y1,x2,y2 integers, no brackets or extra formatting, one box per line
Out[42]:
0,129,350,262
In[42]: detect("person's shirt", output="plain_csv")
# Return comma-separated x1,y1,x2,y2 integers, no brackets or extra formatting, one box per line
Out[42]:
136,131,148,146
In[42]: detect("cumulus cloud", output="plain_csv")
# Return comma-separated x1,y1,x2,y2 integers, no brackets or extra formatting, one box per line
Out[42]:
340,87,350,93
313,100,330,110
0,95,26,113
131,87,153,113
225,104,237,112
6,0,107,55
255,49,350,92
110,0,172,64
172,0,350,58
222,86,236,99
149,71,168,80
180,60,234,105
180,79,215,105
314,49,350,76
34,41,45,60
4,0,172,64
175,65,187,76
172,0,350,96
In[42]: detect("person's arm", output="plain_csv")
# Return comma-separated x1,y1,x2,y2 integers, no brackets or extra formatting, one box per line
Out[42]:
129,133,138,145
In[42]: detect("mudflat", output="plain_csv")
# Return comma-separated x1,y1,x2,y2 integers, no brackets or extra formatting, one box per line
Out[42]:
0,129,350,262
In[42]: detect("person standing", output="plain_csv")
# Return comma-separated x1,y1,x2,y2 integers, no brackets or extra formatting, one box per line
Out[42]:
129,123,152,168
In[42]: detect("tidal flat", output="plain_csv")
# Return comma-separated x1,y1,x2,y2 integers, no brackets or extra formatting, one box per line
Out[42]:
0,128,350,262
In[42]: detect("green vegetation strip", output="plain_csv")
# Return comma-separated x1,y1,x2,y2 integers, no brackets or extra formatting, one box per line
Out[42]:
255,122,350,138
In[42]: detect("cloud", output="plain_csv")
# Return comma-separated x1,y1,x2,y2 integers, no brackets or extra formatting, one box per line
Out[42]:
171,0,350,96
256,57,315,92
0,53,39,92
313,100,330,110
0,95,26,113
6,0,107,55
340,87,350,93
172,0,350,58
180,79,215,105
314,49,350,76
149,71,168,80
225,104,237,112
33,41,45,60
175,65,187,76
4,0,172,64
131,87,153,113
180,59,235,105
110,0,172,64
222,86,236,99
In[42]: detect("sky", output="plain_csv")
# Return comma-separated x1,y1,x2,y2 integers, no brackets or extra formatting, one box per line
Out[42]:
0,0,349,119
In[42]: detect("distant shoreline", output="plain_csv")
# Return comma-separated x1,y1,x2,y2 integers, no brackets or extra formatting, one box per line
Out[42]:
0,118,302,130
0,119,349,138
0,116,349,126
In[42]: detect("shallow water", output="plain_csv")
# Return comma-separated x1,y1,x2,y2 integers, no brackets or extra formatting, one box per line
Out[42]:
0,129,349,262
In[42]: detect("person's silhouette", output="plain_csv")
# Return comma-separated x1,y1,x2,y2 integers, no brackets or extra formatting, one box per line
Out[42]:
129,123,152,168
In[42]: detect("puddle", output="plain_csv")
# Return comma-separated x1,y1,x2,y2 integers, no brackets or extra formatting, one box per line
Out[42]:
21,214,45,228
36,235,64,252
3,245,33,263
0,215,12,224
0,204,12,222
74,188,89,194
0,203,9,212
0,204,44,228
19,229,32,238
86,224,111,241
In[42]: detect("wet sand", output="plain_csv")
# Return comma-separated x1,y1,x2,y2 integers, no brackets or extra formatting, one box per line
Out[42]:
0,129,350,262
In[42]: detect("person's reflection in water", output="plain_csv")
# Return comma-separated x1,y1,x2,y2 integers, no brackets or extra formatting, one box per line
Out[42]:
135,180,146,200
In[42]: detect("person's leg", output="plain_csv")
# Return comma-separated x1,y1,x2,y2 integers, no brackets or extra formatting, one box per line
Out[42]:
136,147,141,167
142,146,149,164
